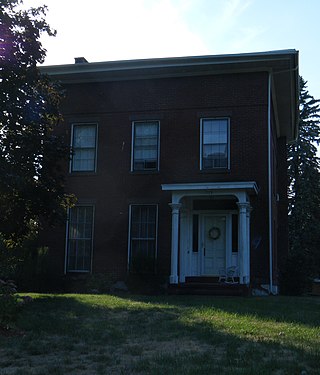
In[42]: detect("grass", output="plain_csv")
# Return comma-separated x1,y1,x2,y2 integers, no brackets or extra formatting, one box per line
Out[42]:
0,294,319,374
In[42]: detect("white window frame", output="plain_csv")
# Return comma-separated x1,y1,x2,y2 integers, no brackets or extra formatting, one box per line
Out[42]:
131,121,160,172
64,205,95,273
70,123,98,173
127,204,158,271
200,118,230,170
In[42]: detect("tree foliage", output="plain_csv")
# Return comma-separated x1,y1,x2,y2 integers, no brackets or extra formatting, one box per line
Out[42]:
287,77,320,279
0,0,74,242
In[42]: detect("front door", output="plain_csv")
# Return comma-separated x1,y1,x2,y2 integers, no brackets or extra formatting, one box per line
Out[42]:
202,215,226,275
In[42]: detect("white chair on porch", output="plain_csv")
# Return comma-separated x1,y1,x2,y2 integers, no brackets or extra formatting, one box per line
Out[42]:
218,266,238,284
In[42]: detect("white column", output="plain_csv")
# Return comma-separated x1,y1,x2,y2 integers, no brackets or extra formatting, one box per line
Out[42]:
169,203,181,284
246,206,252,284
237,202,251,285
179,207,189,283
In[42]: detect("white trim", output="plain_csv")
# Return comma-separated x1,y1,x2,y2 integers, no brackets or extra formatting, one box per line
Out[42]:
180,210,235,281
70,122,98,173
199,117,230,170
64,210,69,274
162,182,258,206
91,205,95,274
162,181,258,193
169,203,181,284
127,205,132,272
200,214,230,276
268,73,274,293
131,120,160,172
168,190,252,285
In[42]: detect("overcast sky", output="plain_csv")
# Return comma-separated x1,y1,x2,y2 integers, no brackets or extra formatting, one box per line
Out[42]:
29,0,320,100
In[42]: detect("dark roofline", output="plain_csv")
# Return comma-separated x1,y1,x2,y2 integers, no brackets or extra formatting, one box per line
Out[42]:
40,49,299,141
40,49,297,76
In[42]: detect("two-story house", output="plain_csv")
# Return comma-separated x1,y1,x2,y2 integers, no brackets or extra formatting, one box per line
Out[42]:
41,50,299,294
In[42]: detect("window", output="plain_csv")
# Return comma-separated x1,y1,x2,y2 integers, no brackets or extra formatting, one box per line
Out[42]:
71,124,97,172
132,121,159,171
192,214,199,252
232,214,238,252
66,206,94,272
129,205,157,272
201,118,229,169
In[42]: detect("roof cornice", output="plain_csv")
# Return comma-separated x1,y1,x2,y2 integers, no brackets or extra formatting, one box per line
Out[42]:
39,49,299,141
40,49,298,82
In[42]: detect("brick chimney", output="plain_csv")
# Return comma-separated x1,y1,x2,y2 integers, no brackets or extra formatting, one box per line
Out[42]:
74,57,88,64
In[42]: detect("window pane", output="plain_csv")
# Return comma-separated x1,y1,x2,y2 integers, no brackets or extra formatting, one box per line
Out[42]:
202,119,228,169
133,122,159,171
232,214,239,252
135,122,158,136
130,205,157,272
72,124,97,172
73,125,96,147
192,215,199,252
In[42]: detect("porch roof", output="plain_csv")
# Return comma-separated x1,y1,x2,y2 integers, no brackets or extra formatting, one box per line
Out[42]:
161,181,258,194
162,182,258,205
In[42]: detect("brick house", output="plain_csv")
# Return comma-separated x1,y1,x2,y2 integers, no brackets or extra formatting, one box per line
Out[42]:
41,50,299,294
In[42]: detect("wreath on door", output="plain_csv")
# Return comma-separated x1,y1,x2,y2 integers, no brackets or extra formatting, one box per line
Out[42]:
208,226,221,240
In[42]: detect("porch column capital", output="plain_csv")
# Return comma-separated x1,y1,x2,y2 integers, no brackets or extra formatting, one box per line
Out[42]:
237,202,251,213
169,203,182,214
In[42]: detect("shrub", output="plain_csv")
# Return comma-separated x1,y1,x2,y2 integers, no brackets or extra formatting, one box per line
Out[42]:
127,256,167,294
85,273,115,293
0,279,20,328
279,253,311,295
15,246,56,291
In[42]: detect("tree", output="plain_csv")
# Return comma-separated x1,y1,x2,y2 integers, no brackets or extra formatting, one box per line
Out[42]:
286,77,320,289
0,0,74,242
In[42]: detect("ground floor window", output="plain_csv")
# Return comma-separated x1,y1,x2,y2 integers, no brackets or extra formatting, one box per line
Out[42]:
66,206,94,272
129,205,157,273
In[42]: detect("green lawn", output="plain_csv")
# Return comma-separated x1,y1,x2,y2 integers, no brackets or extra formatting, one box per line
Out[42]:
0,294,319,374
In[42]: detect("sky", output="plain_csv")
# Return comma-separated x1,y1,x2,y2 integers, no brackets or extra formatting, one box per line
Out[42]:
27,0,320,100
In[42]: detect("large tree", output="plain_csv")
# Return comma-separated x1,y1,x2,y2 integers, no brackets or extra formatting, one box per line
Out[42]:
0,0,73,241
287,77,320,281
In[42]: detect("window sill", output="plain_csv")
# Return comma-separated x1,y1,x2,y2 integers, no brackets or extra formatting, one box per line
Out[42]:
69,171,98,176
130,170,160,175
199,168,230,174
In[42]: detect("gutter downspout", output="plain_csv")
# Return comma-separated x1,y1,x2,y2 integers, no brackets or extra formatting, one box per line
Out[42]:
268,73,274,294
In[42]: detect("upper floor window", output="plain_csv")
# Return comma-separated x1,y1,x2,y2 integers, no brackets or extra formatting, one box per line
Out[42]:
200,118,229,170
132,121,159,171
71,123,97,172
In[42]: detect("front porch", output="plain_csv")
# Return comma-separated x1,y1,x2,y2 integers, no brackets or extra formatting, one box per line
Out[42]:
162,182,258,288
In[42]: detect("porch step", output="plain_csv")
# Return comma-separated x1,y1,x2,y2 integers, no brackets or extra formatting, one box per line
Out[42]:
185,276,220,283
185,276,240,284
168,282,250,296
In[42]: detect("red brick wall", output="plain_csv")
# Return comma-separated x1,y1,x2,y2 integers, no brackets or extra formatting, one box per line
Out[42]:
43,71,282,285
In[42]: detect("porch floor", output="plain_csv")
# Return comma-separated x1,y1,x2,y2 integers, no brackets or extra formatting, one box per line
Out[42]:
168,276,250,296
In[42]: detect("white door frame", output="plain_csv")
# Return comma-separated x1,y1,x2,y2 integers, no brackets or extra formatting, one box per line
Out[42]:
199,213,232,276
179,209,234,281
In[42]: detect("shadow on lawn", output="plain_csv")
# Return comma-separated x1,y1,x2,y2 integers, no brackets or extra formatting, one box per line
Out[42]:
11,294,319,374
17,293,320,333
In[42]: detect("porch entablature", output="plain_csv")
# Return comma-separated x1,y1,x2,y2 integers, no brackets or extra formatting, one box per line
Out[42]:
161,181,258,204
